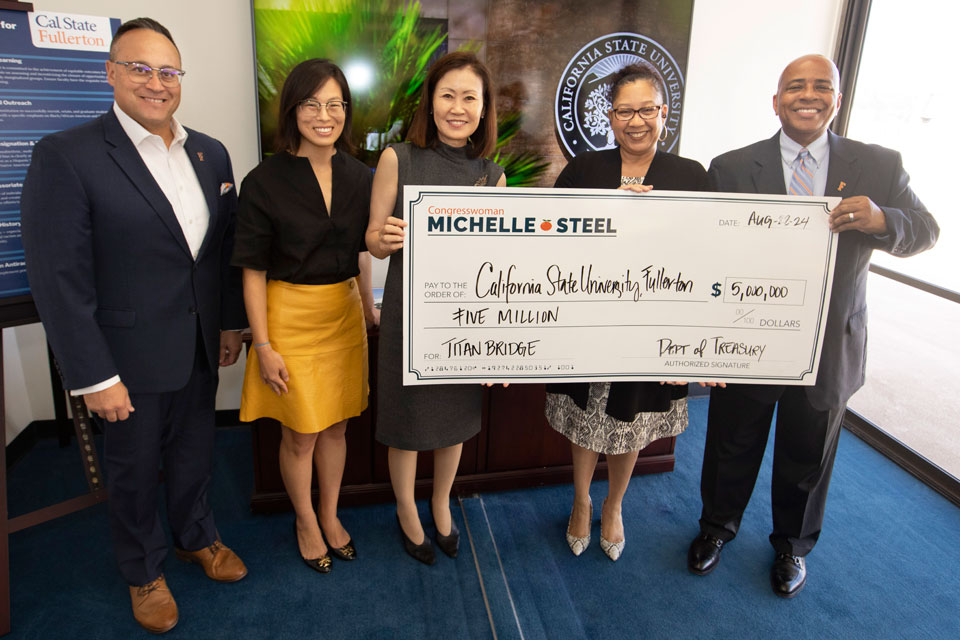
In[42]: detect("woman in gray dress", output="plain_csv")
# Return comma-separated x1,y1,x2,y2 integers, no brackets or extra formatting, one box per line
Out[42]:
366,52,505,565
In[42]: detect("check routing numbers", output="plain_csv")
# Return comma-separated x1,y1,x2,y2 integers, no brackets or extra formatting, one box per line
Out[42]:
401,186,839,385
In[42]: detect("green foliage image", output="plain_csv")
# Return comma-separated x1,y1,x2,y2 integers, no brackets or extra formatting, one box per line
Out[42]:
254,0,549,185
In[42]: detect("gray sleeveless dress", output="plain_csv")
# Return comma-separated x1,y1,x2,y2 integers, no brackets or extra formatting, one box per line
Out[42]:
375,142,504,450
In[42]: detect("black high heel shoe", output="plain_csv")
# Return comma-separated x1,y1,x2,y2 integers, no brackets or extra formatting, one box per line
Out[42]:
396,514,435,565
435,519,459,558
319,516,357,561
295,521,332,574
328,539,357,561
432,504,460,558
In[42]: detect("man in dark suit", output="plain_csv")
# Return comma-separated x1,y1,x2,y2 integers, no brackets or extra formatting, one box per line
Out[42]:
687,55,939,598
20,18,247,633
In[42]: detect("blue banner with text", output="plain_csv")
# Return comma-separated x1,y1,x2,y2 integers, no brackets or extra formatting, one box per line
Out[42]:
0,8,119,300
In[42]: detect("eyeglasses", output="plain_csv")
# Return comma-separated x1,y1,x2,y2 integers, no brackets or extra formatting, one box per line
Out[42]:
612,105,663,121
112,61,185,86
298,99,348,117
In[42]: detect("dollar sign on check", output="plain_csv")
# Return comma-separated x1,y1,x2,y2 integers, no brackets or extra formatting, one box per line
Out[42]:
711,282,722,297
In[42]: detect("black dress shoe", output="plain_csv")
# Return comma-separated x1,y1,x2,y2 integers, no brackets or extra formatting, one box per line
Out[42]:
687,533,725,575
329,539,357,561
770,553,806,598
295,522,332,574
435,519,460,558
397,514,435,565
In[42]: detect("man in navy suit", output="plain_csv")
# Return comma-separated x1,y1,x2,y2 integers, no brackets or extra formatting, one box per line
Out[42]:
21,18,247,633
687,55,939,598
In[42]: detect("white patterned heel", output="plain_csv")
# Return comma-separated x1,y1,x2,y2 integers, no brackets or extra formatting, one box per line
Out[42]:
600,499,625,562
565,499,592,556
599,536,625,561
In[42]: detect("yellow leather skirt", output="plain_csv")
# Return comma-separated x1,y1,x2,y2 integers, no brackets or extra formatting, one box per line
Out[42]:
239,279,368,432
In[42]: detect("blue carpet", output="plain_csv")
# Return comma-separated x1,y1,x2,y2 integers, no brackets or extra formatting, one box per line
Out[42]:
6,397,959,639
467,399,960,639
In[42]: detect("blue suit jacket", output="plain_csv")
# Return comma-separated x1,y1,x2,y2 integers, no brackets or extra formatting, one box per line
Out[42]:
20,109,245,394
708,131,939,410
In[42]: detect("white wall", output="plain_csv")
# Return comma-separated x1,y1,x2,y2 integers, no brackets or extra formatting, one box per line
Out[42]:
3,0,844,442
681,0,844,165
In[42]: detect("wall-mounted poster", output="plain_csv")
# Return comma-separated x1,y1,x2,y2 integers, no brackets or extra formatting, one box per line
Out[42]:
0,9,119,304
252,0,694,186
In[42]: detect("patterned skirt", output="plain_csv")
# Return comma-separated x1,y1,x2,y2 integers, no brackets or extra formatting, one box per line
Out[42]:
545,382,687,455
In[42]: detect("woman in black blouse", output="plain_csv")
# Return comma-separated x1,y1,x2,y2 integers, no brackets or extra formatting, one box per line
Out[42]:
546,61,716,562
232,59,377,573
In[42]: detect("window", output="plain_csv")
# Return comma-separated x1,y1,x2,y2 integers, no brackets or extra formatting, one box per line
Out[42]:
841,0,960,483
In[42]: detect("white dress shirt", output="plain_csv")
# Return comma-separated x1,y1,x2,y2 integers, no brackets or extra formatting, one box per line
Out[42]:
71,103,211,396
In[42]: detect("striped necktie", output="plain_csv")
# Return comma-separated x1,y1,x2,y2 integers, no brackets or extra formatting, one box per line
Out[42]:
788,148,815,196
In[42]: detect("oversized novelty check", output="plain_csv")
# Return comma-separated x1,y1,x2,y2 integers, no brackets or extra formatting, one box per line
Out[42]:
402,186,839,385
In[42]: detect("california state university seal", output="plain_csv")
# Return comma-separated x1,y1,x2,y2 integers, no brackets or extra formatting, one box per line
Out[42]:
555,32,685,157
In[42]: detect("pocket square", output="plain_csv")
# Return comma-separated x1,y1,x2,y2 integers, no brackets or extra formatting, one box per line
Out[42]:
220,182,234,195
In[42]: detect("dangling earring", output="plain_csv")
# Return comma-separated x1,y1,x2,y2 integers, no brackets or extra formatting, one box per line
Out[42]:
658,126,668,142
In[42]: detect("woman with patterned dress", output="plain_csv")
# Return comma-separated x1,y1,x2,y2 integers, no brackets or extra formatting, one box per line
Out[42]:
545,61,711,561
233,60,378,574
366,52,505,565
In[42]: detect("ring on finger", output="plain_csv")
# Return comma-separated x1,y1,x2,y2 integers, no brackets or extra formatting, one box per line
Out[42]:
848,212,854,221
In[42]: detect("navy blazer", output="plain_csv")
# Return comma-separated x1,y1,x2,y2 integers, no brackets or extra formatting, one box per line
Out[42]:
708,131,939,410
21,109,245,394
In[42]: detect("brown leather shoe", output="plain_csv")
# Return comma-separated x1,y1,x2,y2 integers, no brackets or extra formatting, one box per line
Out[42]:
175,540,248,582
129,575,178,634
